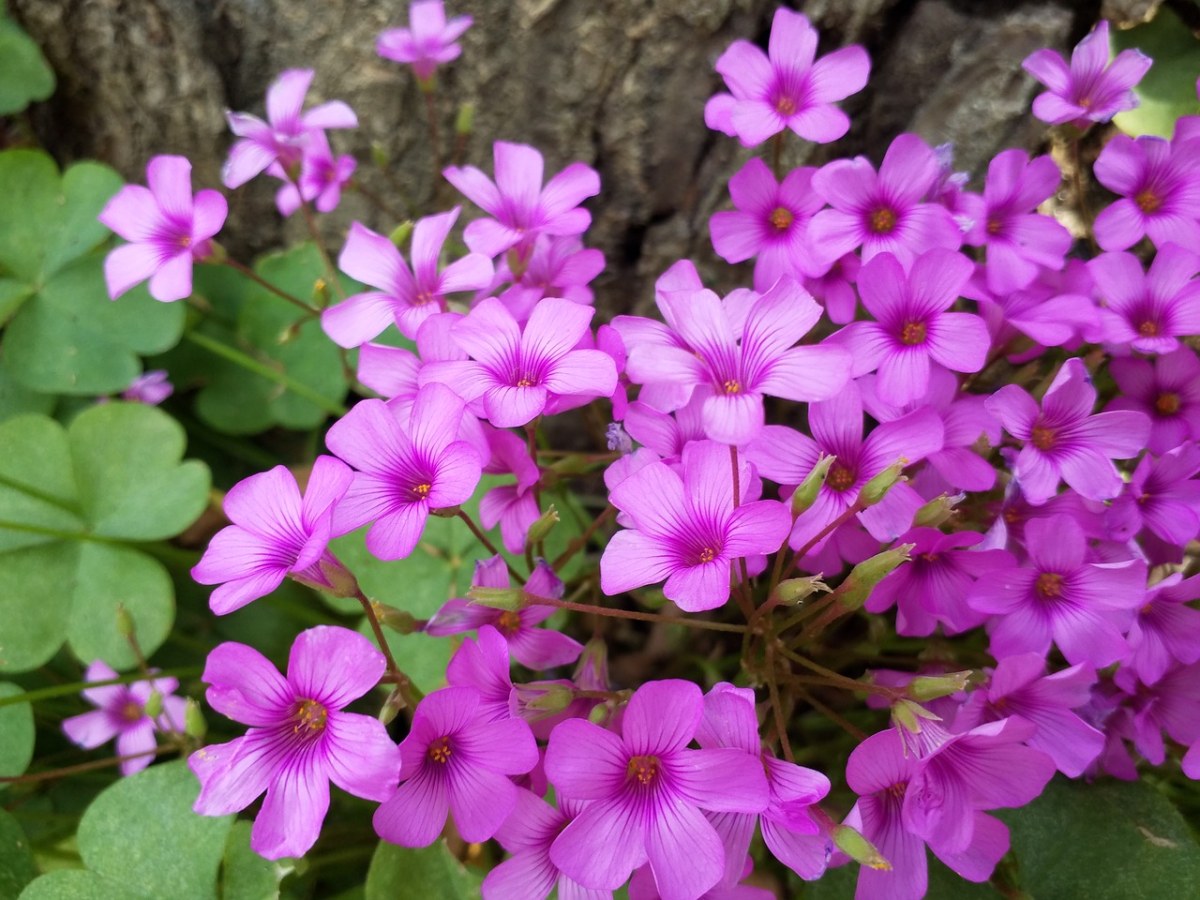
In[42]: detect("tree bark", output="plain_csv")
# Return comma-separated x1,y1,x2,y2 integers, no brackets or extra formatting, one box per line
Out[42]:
12,0,1094,316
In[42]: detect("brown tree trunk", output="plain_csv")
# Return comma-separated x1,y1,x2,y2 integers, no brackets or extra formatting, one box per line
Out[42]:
12,0,1093,316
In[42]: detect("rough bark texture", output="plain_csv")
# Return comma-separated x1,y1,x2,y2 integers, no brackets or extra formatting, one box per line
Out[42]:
13,0,1102,316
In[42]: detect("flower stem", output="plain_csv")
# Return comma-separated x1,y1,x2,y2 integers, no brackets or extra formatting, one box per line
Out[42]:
217,257,320,315
456,509,526,583
0,746,175,784
552,504,615,571
354,590,420,709
0,668,203,709
523,591,747,634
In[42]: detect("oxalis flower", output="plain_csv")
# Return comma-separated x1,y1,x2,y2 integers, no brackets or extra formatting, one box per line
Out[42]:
189,627,400,859
1093,134,1200,252
377,0,473,82
545,679,770,900
99,155,227,303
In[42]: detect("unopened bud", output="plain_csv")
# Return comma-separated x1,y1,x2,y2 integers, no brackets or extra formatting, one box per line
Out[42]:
526,505,559,548
115,604,136,639
370,142,391,170
389,221,414,248
206,240,228,265
574,638,610,691
833,824,891,871
455,102,475,136
792,455,835,515
913,493,964,528
184,699,207,740
429,504,461,518
318,557,360,598
775,576,829,605
279,321,303,345
512,681,576,720
832,545,913,610
143,690,163,719
860,461,906,507
313,278,331,308
549,454,594,476
375,602,418,635
378,687,406,725
467,585,524,611
909,671,973,702
587,703,611,725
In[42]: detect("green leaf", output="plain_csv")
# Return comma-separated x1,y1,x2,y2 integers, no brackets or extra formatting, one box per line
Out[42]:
0,405,210,671
219,822,284,900
71,761,231,900
19,870,134,900
0,808,35,899
364,841,480,900
1112,7,1200,137
803,854,1003,898
0,370,53,423
0,18,54,117
0,151,184,395
999,777,1200,899
162,245,348,435
0,682,34,787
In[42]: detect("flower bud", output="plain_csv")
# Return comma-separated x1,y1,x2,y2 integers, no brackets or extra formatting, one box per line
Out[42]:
832,544,913,610
775,576,829,605
526,505,559,548
549,454,594,476
792,455,835,515
143,690,164,719
184,699,207,740
455,101,475,136
313,278,331,308
860,461,906,507
574,638,610,691
913,492,964,528
115,604,136,639
378,687,407,725
370,141,391,170
511,680,576,721
605,422,633,455
467,585,524,611
833,824,891,871
205,240,228,265
429,504,461,518
318,557,360,598
909,671,973,701
389,221,414,248
375,602,418,635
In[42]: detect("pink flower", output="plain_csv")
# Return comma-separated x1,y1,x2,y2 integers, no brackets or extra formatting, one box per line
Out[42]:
98,155,227,302
373,685,538,846
1093,134,1200,251
1124,573,1200,685
496,235,605,324
444,141,600,260
191,457,353,615
190,627,400,859
121,370,173,405
377,0,473,82
1089,244,1200,354
1106,444,1200,548
600,440,791,612
63,662,186,776
545,680,769,899
477,428,542,554
273,131,357,216
1022,21,1151,128
222,69,357,189
704,8,869,146
1107,346,1200,454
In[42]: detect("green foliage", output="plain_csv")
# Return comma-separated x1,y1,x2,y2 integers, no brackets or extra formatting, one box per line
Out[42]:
0,403,210,671
364,841,481,900
0,809,35,900
999,776,1200,899
160,244,349,435
0,683,34,787
18,761,233,900
0,12,54,116
1113,6,1200,137
220,822,285,900
0,151,185,395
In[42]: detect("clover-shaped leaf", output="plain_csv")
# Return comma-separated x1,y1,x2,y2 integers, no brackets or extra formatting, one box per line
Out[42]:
0,150,185,394
0,683,34,788
0,14,54,116
0,403,210,672
1113,6,1200,138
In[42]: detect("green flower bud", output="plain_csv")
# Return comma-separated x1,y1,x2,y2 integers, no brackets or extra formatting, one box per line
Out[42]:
526,505,559,548
375,602,418,635
891,698,939,736
833,824,891,870
860,461,906,507
378,687,406,725
792,455,835,515
184,699,207,740
370,141,391,170
775,576,830,605
143,690,163,719
832,544,913,610
115,604,136,638
467,586,524,611
455,102,475,136
913,492,964,528
389,221,415,248
318,558,360,598
909,671,973,701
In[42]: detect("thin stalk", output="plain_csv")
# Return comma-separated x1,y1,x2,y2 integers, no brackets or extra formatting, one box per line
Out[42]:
0,667,203,709
797,688,867,741
552,505,615,570
764,642,794,762
217,258,320,315
353,590,419,710
0,746,175,784
456,510,526,583
523,591,748,634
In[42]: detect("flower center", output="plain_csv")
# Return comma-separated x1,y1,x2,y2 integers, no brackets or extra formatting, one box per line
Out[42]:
496,609,522,635
769,206,794,231
1030,425,1057,451
410,482,431,500
775,95,797,116
1137,319,1159,337
626,754,660,786
120,700,144,722
887,782,907,800
292,698,328,735
722,379,742,395
1035,572,1064,600
696,546,717,564
1156,392,1180,416
899,321,927,345
414,290,435,306
515,373,537,387
870,207,897,234
1135,189,1161,213
986,217,1003,236
827,463,856,492
178,234,193,249
428,736,453,764
921,551,940,563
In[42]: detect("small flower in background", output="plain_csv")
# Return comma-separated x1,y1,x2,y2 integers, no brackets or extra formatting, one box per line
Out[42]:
191,456,354,614
121,370,173,405
98,155,227,303
377,0,473,83
1022,20,1151,128
62,661,187,776
223,68,357,189
705,7,869,146
273,130,357,217
1089,244,1200,355
190,627,400,859
1092,134,1200,252
1107,345,1200,454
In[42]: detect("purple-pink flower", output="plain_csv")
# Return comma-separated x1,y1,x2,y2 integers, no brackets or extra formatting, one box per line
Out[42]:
325,384,483,560
444,141,600,260
1090,244,1200,354
1107,346,1200,454
322,211,494,346
600,440,790,612
1093,134,1200,251
191,456,353,615
545,680,769,899
373,685,538,846
190,627,400,859
99,155,227,303
63,662,186,776
121,370,174,405
273,130,356,217
377,0,473,81
704,8,869,146
1022,20,1151,128
222,68,357,189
